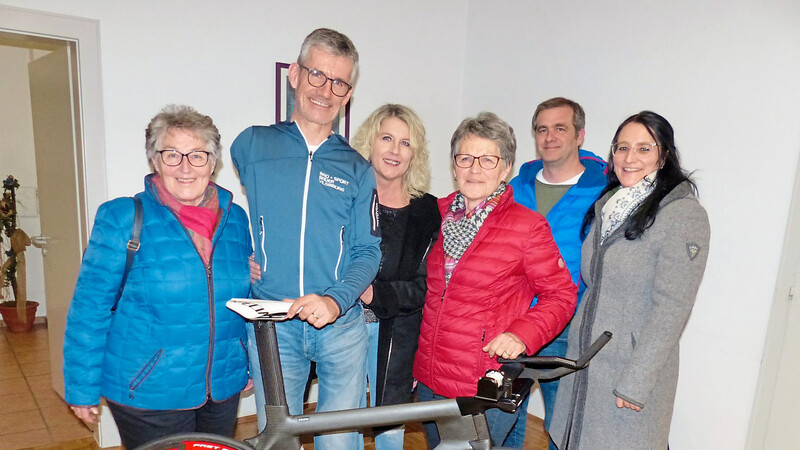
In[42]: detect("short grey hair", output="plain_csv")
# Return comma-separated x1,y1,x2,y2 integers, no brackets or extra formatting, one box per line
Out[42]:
450,112,516,167
145,104,222,168
532,97,586,137
297,28,359,85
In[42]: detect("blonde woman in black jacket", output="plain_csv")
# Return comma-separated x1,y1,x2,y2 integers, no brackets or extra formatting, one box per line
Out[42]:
351,104,440,450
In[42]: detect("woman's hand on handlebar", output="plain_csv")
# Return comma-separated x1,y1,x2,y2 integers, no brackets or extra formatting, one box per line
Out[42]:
483,332,526,359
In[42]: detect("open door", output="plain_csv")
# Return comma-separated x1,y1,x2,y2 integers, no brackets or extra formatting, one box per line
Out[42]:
28,44,87,399
762,274,800,448
748,155,800,448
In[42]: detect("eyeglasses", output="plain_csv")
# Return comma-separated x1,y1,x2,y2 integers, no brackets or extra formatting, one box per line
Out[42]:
611,142,658,156
454,153,501,170
157,149,211,167
299,64,352,97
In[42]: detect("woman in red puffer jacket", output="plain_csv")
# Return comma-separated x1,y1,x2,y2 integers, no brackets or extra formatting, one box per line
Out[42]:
413,112,577,448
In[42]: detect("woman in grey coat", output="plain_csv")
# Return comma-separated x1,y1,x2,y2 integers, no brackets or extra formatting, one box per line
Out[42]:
549,111,710,449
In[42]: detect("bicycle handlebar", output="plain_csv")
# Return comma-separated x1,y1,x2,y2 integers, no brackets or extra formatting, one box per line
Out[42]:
496,331,612,381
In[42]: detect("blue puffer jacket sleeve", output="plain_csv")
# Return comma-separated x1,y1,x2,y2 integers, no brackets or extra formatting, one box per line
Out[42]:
64,198,133,406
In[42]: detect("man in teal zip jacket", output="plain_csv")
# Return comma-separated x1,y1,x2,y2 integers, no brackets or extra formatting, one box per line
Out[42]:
231,28,381,450
506,98,607,449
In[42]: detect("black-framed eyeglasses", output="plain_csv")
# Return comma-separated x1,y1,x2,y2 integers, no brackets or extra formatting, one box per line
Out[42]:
611,142,658,156
299,64,352,97
157,149,211,167
454,153,501,170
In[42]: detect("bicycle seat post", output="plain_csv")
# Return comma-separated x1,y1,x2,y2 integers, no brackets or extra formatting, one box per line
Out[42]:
245,320,303,449
253,320,288,407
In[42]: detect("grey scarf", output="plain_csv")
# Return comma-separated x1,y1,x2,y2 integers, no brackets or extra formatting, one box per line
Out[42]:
600,171,657,244
442,182,506,283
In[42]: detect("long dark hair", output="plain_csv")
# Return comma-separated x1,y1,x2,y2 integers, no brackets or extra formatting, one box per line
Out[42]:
581,111,696,240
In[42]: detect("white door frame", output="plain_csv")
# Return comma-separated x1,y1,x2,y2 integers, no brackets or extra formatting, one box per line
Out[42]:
747,154,800,448
0,5,107,225
1,5,114,446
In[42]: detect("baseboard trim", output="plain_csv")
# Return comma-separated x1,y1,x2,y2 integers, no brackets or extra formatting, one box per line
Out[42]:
0,316,47,328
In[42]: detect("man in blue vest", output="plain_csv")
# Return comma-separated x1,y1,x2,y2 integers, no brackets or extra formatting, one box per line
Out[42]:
506,97,607,449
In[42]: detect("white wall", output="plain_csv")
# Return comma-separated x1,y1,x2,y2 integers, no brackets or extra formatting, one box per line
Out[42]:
461,0,800,448
1,0,798,448
0,1,466,443
0,0,468,202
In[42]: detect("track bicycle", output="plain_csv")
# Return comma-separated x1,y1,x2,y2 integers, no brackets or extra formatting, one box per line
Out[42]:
139,302,611,450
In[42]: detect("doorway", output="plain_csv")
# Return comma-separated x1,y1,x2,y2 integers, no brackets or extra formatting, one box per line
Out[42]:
1,2,107,408
0,29,84,398
0,30,86,399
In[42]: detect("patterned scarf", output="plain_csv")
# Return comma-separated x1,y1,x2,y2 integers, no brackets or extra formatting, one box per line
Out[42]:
442,182,507,284
599,170,657,244
151,175,220,265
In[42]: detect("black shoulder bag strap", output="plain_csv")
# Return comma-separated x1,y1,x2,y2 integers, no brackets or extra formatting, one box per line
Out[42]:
112,196,143,312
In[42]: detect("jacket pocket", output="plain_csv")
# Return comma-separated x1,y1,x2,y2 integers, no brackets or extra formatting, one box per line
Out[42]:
129,349,164,399
477,328,488,376
239,338,249,366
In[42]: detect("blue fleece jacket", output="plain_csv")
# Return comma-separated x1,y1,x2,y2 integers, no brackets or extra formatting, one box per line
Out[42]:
231,122,381,315
63,176,251,409
510,149,607,308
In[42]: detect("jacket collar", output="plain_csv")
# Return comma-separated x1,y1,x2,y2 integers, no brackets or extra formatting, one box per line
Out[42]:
275,120,351,152
594,180,696,246
519,149,607,187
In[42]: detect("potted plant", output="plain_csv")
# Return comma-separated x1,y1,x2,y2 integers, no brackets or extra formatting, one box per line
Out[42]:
0,175,38,333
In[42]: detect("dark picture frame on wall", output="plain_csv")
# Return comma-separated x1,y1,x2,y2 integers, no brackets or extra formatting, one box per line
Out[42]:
275,62,351,139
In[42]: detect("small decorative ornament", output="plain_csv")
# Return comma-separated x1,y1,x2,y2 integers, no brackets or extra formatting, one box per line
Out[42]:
686,243,700,261
558,258,565,268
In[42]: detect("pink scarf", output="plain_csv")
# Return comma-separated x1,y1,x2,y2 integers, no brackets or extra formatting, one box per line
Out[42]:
151,175,220,265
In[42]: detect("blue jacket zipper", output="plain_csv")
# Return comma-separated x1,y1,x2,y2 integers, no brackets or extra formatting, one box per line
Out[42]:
334,226,344,280
259,215,267,273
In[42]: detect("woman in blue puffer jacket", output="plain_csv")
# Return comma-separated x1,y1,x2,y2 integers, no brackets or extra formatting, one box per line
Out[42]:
63,105,252,448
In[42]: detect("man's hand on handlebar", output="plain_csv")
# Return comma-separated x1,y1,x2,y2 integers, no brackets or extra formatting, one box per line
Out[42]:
482,332,526,359
286,294,340,328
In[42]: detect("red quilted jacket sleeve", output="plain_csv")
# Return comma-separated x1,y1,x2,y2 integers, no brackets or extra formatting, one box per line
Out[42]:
506,216,577,354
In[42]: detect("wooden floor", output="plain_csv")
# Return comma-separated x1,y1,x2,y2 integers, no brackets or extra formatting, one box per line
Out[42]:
0,323,95,450
1,323,550,449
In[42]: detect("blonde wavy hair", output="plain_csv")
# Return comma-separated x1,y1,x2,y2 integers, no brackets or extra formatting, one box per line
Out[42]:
351,104,430,199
